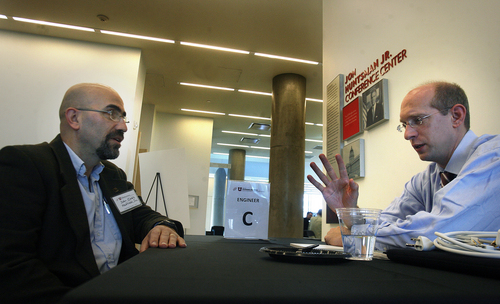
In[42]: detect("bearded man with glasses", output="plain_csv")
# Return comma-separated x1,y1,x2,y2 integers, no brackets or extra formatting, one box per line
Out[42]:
308,81,500,251
0,83,187,304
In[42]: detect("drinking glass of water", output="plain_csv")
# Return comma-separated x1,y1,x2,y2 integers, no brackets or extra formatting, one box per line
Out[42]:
336,208,382,261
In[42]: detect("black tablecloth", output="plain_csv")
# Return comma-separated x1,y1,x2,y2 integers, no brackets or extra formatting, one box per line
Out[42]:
62,235,500,304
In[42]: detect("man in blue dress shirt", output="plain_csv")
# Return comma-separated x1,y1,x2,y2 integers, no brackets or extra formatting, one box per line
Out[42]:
308,81,500,250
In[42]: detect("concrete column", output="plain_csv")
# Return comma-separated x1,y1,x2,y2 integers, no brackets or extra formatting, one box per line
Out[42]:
228,149,246,181
268,73,306,238
212,168,227,227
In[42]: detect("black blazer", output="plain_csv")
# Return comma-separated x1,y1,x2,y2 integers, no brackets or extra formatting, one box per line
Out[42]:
0,135,181,303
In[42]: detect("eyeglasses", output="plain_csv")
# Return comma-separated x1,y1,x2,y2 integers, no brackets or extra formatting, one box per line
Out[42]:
397,111,441,132
77,108,129,123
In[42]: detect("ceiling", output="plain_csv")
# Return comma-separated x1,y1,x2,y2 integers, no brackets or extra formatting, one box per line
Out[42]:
0,0,324,182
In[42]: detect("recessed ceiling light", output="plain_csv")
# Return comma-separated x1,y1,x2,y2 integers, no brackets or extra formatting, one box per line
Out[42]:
180,41,249,54
238,89,272,96
254,52,319,65
240,137,260,144
12,17,94,32
217,143,249,148
101,30,175,43
250,146,270,150
181,109,226,115
222,130,258,136
306,98,323,102
229,114,271,121
248,122,271,131
179,82,234,91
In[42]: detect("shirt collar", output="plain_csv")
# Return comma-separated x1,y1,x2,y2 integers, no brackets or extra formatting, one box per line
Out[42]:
443,130,477,174
63,142,104,179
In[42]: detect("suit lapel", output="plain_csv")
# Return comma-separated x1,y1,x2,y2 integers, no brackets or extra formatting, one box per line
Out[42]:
49,135,100,277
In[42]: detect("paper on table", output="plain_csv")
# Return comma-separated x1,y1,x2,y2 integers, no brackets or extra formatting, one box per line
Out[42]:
290,243,344,251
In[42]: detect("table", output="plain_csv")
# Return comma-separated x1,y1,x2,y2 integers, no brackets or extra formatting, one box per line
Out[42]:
61,235,500,304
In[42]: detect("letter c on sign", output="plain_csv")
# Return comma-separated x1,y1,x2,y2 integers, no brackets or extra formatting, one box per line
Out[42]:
243,211,253,226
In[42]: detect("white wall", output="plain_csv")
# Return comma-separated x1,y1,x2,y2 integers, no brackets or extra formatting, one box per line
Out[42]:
0,30,145,178
150,112,214,235
321,0,500,238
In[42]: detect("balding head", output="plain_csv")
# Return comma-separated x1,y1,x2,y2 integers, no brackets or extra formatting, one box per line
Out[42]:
59,83,120,121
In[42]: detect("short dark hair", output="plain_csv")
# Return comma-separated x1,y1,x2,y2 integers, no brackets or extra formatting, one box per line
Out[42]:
429,82,470,130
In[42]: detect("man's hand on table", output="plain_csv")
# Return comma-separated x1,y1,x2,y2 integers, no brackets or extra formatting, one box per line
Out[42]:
140,225,187,252
324,226,343,246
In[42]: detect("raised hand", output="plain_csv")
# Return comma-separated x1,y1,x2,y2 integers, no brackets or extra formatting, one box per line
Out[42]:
307,154,359,211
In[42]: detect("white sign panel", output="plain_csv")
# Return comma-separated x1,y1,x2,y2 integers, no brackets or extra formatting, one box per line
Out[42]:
224,181,270,239
139,149,191,228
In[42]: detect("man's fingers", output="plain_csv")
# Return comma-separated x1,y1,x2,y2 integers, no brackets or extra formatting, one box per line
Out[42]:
310,159,332,186
335,154,349,180
320,154,339,181
307,174,323,191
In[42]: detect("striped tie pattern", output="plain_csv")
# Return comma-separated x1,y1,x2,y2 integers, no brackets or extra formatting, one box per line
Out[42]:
440,171,457,188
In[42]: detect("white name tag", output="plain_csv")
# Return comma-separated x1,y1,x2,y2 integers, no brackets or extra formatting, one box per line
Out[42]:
111,190,143,214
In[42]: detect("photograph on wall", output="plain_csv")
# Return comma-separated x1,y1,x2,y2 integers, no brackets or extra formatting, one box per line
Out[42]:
326,207,339,224
341,139,365,179
342,96,363,140
363,79,389,130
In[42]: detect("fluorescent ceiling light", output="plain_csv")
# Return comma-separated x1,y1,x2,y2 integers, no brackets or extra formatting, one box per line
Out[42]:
238,89,272,96
250,146,270,150
101,30,174,43
258,134,271,137
213,152,229,156
305,151,313,154
254,52,319,65
316,124,323,127
305,122,314,125
180,41,249,54
180,82,234,91
222,130,259,136
181,109,226,115
306,98,323,102
217,143,249,148
228,114,271,120
179,83,319,101
305,139,323,143
0,15,7,19
13,17,94,32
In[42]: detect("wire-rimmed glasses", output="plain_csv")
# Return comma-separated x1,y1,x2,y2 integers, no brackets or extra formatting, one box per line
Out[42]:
396,111,441,132
76,108,129,123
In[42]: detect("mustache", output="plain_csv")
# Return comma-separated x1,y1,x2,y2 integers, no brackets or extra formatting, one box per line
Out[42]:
106,130,125,142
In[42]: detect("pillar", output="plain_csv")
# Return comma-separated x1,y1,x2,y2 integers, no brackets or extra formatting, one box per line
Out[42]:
268,73,306,238
228,149,246,181
212,168,227,227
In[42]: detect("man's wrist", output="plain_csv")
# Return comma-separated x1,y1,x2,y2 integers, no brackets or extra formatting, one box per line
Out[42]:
155,220,178,233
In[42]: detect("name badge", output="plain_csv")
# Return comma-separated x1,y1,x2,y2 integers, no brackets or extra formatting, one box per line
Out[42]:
111,190,143,214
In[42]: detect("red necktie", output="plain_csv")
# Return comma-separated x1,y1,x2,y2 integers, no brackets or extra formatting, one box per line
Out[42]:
440,171,457,188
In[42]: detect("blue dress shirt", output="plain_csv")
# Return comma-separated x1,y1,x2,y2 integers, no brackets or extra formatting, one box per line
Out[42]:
376,131,500,250
64,143,122,273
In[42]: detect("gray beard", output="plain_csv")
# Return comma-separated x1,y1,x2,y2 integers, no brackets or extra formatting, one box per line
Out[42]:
96,133,120,160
